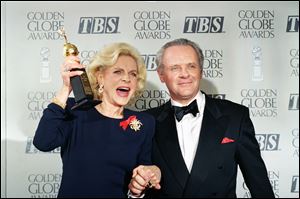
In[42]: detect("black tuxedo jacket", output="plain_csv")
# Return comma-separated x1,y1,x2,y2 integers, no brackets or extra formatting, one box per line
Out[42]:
145,94,274,198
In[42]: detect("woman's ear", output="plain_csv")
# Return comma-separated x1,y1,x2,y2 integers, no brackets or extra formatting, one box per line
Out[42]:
96,71,105,95
95,70,103,85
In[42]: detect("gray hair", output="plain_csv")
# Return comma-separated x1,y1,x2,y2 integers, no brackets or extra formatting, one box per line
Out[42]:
156,38,204,71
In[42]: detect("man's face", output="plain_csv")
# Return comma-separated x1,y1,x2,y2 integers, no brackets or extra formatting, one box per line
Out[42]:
158,45,202,105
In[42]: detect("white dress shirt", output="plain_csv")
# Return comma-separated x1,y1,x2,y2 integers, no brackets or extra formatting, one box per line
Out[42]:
171,91,205,173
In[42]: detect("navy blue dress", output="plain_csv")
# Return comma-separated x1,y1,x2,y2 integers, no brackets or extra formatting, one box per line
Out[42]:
33,98,155,198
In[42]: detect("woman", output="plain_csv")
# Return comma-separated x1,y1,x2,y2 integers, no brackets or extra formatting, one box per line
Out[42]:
33,42,160,197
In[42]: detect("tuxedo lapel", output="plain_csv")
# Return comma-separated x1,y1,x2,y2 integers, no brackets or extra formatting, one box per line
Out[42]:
183,96,230,196
155,101,189,189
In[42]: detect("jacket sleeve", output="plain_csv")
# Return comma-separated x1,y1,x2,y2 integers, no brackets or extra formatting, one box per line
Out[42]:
236,107,275,198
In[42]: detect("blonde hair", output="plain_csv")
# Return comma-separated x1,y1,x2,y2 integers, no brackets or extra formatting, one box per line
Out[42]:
87,42,146,104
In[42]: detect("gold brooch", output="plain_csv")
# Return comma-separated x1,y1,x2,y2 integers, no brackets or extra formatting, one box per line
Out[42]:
129,118,143,132
120,115,143,132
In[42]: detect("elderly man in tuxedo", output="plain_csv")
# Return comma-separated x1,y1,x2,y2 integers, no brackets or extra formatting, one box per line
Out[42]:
128,38,274,198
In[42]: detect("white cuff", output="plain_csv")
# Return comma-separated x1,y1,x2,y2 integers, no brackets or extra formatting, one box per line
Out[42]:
127,190,145,198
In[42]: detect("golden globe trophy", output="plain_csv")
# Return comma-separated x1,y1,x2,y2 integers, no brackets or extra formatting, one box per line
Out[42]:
58,28,100,110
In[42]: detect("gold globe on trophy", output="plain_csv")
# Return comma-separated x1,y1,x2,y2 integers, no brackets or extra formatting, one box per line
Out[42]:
58,28,100,110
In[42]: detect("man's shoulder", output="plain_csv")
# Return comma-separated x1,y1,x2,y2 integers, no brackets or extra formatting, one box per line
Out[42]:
206,95,248,114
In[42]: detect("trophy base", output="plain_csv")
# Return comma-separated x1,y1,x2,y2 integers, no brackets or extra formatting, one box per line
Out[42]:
71,98,101,110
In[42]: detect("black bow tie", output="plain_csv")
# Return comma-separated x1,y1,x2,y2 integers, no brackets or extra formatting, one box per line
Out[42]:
172,99,199,122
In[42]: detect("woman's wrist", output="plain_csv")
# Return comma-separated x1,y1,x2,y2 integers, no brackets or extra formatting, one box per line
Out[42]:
52,86,70,109
51,97,66,109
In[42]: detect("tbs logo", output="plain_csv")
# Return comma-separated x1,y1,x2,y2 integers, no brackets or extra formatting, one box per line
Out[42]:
289,94,299,110
78,17,119,34
183,16,224,33
141,54,157,71
286,16,299,32
291,176,299,193
256,134,280,151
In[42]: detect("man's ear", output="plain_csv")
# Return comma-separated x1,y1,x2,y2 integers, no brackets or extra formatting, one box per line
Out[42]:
200,68,203,79
157,68,165,83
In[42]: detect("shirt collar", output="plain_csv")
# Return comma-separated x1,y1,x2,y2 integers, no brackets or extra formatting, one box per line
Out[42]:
171,91,204,111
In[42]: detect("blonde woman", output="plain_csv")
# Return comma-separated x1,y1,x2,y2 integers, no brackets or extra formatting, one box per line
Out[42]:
34,42,160,197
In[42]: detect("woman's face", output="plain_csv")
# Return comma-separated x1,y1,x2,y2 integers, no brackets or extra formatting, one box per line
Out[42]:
100,55,138,107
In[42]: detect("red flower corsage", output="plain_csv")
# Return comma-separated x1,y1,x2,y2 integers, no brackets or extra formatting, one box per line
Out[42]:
120,115,143,132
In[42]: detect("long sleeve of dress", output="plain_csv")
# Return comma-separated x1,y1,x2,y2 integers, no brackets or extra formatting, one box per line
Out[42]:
33,102,73,152
137,114,155,165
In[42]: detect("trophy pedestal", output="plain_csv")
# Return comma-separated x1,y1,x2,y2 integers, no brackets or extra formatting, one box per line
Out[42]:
71,98,101,110
70,69,101,110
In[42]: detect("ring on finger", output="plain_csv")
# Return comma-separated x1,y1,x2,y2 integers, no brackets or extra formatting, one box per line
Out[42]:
146,181,153,188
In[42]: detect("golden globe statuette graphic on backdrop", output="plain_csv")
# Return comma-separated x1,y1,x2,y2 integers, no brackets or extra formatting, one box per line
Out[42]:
58,28,100,110
40,47,51,83
251,46,263,81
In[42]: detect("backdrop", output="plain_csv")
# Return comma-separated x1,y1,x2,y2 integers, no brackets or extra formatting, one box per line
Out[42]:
1,1,299,198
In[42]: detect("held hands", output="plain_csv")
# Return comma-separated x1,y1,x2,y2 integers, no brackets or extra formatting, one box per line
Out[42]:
128,165,161,197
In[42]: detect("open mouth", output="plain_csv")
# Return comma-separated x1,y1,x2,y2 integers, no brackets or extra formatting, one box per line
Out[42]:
116,86,131,97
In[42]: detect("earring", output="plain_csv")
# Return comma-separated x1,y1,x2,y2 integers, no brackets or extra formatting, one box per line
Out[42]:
98,84,104,94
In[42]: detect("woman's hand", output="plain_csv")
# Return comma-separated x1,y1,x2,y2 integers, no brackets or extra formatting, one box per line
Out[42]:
128,165,161,197
142,165,161,189
61,55,84,92
55,56,84,104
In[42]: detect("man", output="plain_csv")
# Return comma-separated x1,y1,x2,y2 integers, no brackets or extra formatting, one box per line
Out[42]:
129,38,274,198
